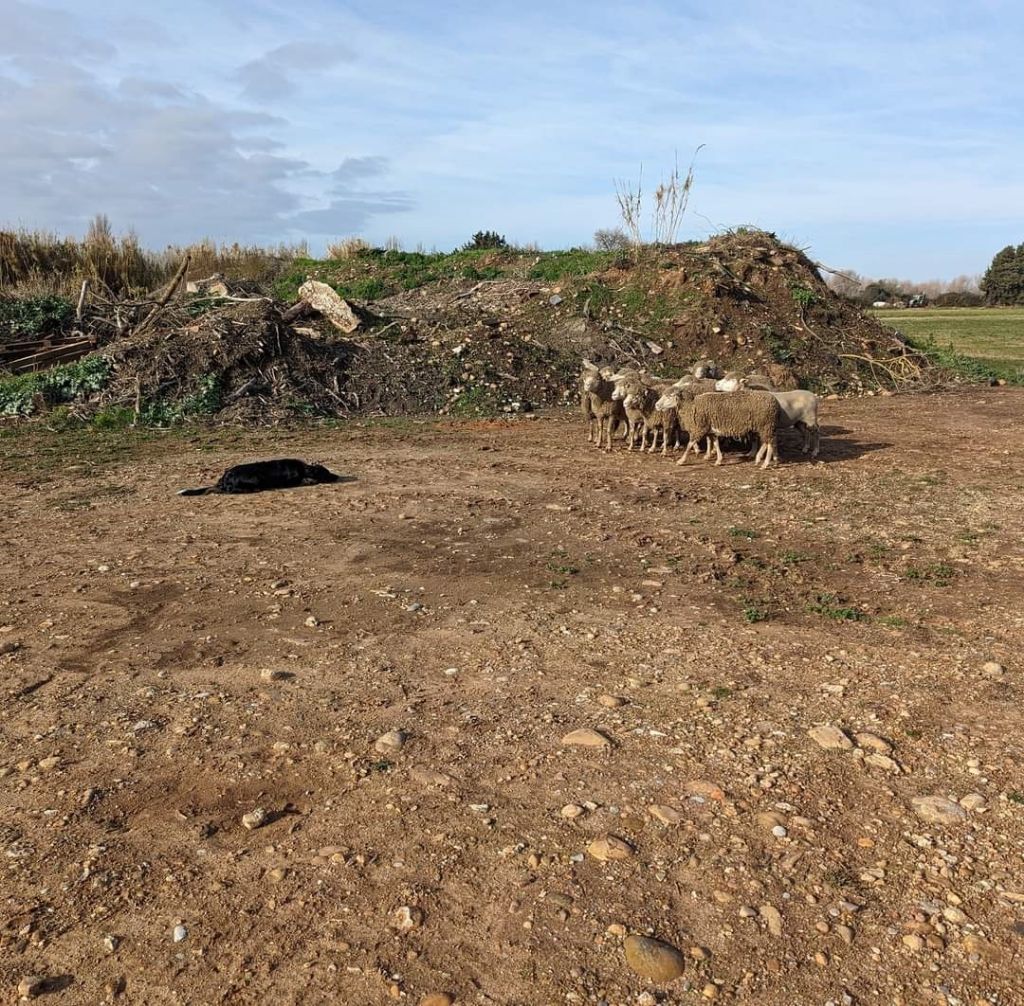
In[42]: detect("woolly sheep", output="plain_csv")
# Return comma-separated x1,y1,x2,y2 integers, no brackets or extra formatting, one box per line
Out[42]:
769,389,820,457
581,360,627,451
655,383,713,461
615,378,681,455
679,390,781,469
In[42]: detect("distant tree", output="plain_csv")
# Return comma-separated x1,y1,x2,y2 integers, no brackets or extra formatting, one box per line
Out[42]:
825,269,864,301
593,227,630,251
861,281,903,306
463,230,508,251
981,244,1024,305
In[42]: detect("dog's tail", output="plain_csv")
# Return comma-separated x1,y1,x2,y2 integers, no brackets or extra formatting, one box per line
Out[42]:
177,486,218,496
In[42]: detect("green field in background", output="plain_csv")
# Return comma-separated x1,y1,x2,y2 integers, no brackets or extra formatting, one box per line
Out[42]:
872,307,1024,380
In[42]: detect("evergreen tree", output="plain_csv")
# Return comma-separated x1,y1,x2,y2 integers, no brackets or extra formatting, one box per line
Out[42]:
981,244,1024,305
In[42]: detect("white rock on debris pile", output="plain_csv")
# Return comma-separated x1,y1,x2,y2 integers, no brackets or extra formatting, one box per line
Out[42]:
172,924,187,943
911,795,968,825
297,280,361,333
808,725,854,750
560,728,611,748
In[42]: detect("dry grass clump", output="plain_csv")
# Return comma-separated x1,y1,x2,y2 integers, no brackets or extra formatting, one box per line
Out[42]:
1,215,307,296
326,237,372,260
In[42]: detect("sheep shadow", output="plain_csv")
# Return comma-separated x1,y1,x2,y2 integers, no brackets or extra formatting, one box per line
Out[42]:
801,425,892,464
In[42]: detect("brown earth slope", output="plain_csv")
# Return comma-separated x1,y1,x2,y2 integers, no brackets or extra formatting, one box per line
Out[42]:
1,390,1022,1005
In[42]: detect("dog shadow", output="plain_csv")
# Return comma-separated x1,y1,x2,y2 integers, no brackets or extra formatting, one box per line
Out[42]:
247,474,358,494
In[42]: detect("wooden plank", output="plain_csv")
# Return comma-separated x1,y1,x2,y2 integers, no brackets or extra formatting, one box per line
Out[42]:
8,340,95,373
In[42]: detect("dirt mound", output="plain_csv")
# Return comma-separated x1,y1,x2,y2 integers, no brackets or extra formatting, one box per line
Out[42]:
94,297,574,422
14,231,943,422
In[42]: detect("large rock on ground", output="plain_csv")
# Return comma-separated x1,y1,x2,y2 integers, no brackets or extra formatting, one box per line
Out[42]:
624,935,686,982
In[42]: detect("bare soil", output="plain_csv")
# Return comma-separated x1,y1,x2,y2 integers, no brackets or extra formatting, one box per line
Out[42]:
2,389,1023,1005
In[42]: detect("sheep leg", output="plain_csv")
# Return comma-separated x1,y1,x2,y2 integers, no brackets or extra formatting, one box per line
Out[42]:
761,439,778,469
810,426,820,458
647,426,659,454
704,437,713,461
677,439,697,465
713,436,724,465
604,416,614,452
626,419,635,451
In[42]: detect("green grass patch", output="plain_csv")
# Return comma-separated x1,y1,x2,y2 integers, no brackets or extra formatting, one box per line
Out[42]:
728,527,760,540
872,307,1024,384
903,561,956,586
742,599,772,623
808,592,867,621
527,248,615,281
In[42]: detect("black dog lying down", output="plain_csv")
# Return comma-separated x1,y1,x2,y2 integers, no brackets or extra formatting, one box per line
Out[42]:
178,458,342,496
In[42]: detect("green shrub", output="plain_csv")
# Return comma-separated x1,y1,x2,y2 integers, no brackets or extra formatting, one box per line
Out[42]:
0,354,111,416
0,294,74,339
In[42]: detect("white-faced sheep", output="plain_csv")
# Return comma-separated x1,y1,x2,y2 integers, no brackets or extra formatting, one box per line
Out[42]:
581,360,627,451
615,378,681,454
714,371,775,392
655,383,715,460
691,359,722,380
768,389,820,457
679,390,782,469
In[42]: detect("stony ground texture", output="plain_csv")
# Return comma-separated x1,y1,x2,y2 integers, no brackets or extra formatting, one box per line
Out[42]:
2,389,1023,1005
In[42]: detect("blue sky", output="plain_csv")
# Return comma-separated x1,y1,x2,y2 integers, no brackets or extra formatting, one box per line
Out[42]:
1,0,1022,278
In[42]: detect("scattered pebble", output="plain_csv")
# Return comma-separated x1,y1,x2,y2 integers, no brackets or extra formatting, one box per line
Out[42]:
855,731,892,753
649,804,683,826
260,669,289,682
759,904,783,936
409,765,452,787
560,728,611,748
561,804,585,819
623,934,686,982
393,905,424,932
418,996,454,1006
911,795,968,825
597,694,626,708
17,976,46,999
587,835,634,861
375,730,408,754
241,807,269,830
981,660,1005,678
808,725,853,751
172,925,187,943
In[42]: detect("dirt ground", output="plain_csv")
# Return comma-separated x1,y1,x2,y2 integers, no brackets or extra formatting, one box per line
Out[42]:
2,389,1023,1006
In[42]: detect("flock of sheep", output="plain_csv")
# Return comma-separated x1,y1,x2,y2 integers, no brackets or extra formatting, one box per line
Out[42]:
580,359,821,469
